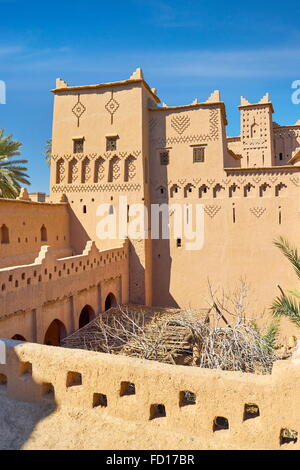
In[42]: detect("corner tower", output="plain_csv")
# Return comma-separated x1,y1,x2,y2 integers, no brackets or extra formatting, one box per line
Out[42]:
239,93,274,167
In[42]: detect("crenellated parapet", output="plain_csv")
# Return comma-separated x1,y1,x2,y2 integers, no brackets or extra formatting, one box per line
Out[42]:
0,240,129,317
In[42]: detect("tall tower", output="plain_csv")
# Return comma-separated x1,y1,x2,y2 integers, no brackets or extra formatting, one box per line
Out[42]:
239,93,274,167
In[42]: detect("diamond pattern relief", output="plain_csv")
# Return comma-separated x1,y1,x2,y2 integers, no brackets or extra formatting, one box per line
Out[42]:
72,95,86,127
105,92,120,124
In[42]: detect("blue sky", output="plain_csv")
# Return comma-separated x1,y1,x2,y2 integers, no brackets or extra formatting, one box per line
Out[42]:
0,0,299,193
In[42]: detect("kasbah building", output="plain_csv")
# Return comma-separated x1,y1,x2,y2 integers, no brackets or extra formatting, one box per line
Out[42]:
0,67,300,450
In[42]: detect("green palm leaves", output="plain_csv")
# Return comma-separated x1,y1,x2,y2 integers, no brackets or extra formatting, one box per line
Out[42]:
0,128,30,198
271,237,300,328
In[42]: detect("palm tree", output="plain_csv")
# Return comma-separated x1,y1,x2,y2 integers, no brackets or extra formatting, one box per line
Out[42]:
271,237,300,328
0,128,30,198
44,138,52,167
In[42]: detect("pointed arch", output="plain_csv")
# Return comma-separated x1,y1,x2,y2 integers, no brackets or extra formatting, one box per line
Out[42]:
94,157,105,183
124,155,137,182
40,225,47,242
1,224,9,244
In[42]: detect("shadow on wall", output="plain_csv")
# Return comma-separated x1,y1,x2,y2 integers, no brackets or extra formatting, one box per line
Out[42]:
67,204,90,255
150,114,178,308
0,343,56,450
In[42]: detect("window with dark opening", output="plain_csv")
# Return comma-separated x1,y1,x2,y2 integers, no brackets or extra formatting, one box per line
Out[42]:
213,416,229,431
193,147,205,163
179,391,196,407
150,404,166,420
176,238,182,248
106,137,117,151
120,381,136,396
73,138,84,154
93,393,107,407
160,150,169,165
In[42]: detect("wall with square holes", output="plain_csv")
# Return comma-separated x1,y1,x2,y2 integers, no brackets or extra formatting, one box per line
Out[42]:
0,338,300,449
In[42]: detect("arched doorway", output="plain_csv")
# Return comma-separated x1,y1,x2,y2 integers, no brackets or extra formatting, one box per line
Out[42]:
11,334,26,341
44,319,67,346
105,292,117,311
79,305,95,329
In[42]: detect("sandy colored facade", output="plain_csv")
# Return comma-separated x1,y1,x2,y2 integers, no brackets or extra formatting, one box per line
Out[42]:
0,69,299,340
0,338,300,449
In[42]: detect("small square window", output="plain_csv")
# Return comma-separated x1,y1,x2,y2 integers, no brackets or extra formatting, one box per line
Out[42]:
73,139,84,154
193,147,205,163
160,150,169,165
106,137,117,151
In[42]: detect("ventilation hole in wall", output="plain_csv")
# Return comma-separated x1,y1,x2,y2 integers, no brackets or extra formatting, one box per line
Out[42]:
64,236,66,240
63,264,66,270
93,393,107,408
9,275,12,282
0,373,7,388
54,267,57,273
244,403,260,420
66,371,82,387
42,383,55,400
20,361,32,376
104,260,106,265
56,236,59,241
91,198,94,202
27,278,31,285
120,381,136,396
176,238,182,248
21,273,25,280
38,275,42,282
1,284,5,291
79,261,82,267
75,267,78,272
87,260,89,266
49,274,52,280
93,258,96,263
83,265,86,271
33,271,37,277
179,391,196,407
25,238,28,243
71,263,74,269
150,404,166,420
44,269,47,275
35,237,37,242
97,261,100,266
110,196,113,201
279,206,282,225
15,280,18,287
213,416,229,431
18,238,21,243
67,269,70,274
100,257,103,261
58,271,61,277
83,205,87,214
280,428,298,445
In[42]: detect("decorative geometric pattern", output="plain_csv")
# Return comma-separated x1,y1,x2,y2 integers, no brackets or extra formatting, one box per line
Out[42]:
209,108,219,140
72,95,86,127
222,178,232,186
171,114,191,135
105,91,120,124
290,176,300,187
204,205,221,218
268,175,278,184
125,156,136,181
207,178,215,186
252,176,261,184
249,207,266,218
82,157,91,183
94,157,105,182
193,178,201,185
56,158,65,184
111,156,121,181
69,158,79,183
52,183,141,193
153,134,210,147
